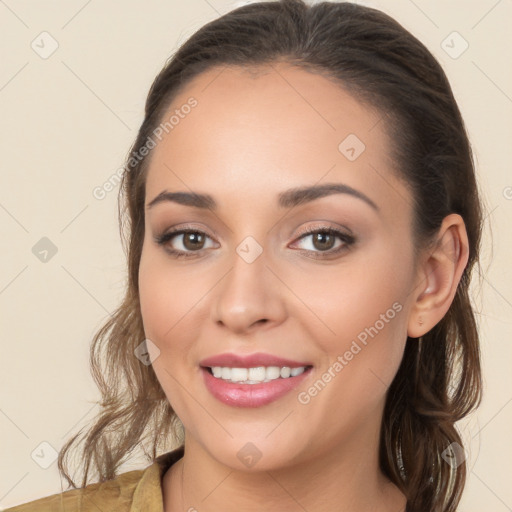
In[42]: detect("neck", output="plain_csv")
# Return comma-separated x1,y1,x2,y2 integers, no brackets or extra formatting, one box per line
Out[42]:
163,420,407,512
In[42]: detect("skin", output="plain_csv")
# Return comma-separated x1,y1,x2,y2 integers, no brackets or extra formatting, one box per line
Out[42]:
138,62,469,512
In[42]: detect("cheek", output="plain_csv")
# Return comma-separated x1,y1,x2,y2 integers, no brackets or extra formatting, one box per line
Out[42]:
139,246,196,339
296,250,409,339
138,251,198,411
304,299,408,439
299,247,410,387
139,248,189,355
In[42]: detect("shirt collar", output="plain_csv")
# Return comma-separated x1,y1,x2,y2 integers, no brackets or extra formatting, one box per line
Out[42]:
130,445,184,512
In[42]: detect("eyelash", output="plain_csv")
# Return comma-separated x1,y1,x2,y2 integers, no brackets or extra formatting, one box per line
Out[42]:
154,224,356,260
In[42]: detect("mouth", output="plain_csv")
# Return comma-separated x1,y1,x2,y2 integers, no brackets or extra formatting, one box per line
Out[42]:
200,363,314,408
203,364,312,384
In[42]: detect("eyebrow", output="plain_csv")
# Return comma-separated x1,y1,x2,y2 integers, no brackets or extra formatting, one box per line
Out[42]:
146,183,379,212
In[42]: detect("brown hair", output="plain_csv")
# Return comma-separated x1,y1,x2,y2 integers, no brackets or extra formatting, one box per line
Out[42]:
58,1,484,510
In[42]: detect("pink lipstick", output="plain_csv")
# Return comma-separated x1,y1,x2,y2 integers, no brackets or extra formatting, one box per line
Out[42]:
199,352,313,407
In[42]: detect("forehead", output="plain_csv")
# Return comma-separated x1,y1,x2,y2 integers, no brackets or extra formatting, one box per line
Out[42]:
144,63,409,221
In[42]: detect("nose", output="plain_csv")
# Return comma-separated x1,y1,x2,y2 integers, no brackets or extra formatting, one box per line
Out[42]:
211,247,287,335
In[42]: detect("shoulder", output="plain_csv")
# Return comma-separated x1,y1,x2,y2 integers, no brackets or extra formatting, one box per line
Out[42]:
4,446,184,512
3,467,147,512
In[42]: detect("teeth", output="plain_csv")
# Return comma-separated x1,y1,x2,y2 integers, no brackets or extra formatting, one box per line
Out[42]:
209,365,307,384
248,367,266,381
230,368,248,382
291,367,305,377
280,367,291,378
266,366,281,380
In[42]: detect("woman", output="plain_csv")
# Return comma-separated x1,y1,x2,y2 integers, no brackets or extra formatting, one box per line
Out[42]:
6,0,483,511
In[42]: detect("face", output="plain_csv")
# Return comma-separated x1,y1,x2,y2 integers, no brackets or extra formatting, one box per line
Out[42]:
139,63,419,472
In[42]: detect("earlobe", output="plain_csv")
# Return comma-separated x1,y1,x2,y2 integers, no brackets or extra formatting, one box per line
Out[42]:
407,214,469,339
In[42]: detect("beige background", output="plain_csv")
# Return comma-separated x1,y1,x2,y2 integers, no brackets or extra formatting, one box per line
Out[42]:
0,0,510,510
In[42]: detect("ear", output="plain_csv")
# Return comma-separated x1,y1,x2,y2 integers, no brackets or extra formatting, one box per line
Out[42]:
407,213,470,339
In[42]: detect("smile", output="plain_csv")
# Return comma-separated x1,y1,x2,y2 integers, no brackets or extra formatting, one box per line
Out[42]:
198,352,313,407
207,365,309,384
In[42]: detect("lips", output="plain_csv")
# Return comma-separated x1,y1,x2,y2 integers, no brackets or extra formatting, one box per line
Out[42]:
199,352,312,368
199,352,314,407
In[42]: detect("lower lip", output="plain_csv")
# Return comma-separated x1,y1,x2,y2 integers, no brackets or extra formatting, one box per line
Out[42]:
201,367,312,407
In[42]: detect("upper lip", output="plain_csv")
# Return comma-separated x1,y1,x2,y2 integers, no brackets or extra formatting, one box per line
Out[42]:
199,352,312,368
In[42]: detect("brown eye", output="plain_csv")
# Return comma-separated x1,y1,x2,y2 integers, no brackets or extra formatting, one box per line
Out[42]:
293,227,355,259
154,228,216,258
310,232,336,251
181,232,206,250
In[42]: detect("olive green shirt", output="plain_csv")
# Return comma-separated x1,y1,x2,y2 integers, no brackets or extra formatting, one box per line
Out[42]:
4,446,184,512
